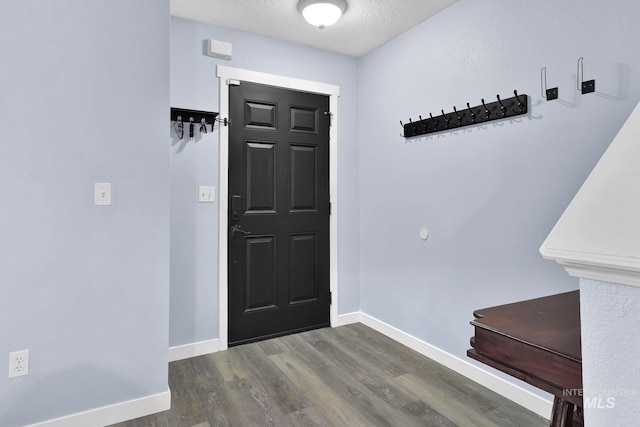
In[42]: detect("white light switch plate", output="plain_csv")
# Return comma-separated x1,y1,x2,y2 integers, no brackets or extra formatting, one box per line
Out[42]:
198,186,215,203
95,183,112,206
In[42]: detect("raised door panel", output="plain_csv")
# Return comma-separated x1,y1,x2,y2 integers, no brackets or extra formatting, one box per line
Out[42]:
245,101,277,130
245,141,276,214
290,144,317,212
290,106,318,133
244,236,277,311
289,233,318,304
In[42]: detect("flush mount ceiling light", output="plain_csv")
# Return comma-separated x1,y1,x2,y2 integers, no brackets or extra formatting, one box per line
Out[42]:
298,0,347,30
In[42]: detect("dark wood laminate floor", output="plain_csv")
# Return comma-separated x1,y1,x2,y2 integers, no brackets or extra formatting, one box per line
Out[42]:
109,323,547,427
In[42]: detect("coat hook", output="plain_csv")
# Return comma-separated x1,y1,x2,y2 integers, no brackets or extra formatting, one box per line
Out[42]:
496,95,506,115
513,90,525,112
175,115,184,139
441,109,449,128
453,106,462,123
481,98,490,119
189,117,195,139
430,112,437,131
399,120,403,127
466,102,476,122
577,57,595,94
541,67,558,101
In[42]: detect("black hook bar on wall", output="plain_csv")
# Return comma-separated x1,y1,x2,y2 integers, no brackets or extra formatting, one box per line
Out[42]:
171,107,218,140
401,91,528,138
171,107,218,127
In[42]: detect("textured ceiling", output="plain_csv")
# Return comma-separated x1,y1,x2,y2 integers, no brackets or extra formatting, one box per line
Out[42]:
170,0,458,57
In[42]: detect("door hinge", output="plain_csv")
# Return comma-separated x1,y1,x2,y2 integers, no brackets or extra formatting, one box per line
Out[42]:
329,291,332,305
226,78,240,86
329,201,332,215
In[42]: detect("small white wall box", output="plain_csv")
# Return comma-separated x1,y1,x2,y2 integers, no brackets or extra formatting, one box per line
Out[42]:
206,39,232,60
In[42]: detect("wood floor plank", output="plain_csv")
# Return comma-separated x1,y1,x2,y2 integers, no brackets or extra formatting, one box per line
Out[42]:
238,340,311,415
344,323,537,421
301,328,418,409
190,353,250,426
167,360,210,427
329,325,408,378
270,351,376,427
257,336,289,356
277,333,426,427
286,406,335,427
401,399,458,427
108,324,548,427
302,327,478,426
209,346,251,383
392,372,500,427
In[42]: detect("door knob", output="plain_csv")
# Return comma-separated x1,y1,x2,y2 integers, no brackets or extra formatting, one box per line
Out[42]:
231,224,251,237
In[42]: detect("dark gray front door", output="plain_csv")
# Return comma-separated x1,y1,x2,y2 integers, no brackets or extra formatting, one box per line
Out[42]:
228,81,331,346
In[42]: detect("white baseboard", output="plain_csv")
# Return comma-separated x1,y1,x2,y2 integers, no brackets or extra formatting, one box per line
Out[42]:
335,311,362,326
169,338,220,362
26,389,170,427
359,312,553,420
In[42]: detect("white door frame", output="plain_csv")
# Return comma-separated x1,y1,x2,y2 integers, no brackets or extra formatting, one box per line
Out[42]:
216,65,339,350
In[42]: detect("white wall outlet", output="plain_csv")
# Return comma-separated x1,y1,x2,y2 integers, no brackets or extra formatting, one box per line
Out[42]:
9,350,29,378
94,183,112,206
198,186,215,203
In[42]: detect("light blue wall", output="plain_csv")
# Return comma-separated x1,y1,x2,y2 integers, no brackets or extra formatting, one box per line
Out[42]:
5,1,638,423
0,1,170,426
580,280,640,425
359,0,640,377
169,17,360,347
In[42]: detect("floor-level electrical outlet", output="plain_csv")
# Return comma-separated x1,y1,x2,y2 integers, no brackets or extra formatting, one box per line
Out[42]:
9,350,29,378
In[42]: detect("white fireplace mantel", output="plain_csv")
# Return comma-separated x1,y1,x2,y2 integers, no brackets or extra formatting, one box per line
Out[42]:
540,101,640,287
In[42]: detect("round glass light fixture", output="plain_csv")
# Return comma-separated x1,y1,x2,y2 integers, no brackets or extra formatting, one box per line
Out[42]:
298,0,347,29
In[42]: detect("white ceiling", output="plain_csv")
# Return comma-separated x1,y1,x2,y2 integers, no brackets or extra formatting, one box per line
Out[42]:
170,0,458,57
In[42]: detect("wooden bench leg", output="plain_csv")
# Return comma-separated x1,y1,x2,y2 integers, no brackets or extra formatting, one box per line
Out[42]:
550,396,574,427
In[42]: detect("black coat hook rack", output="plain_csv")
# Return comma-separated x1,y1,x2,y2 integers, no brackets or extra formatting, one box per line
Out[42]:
171,107,218,140
170,107,218,127
401,91,528,138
